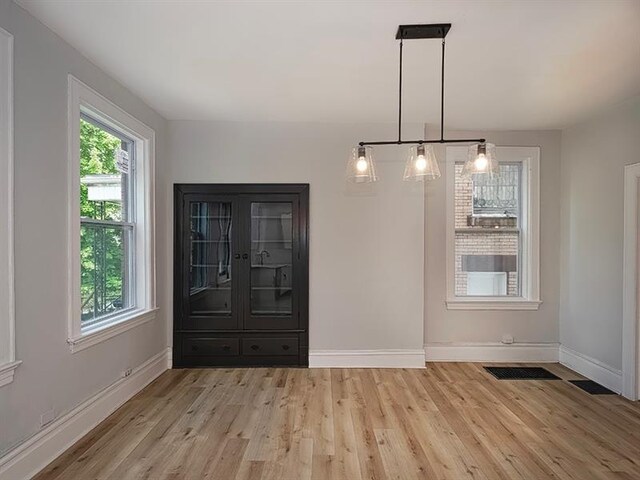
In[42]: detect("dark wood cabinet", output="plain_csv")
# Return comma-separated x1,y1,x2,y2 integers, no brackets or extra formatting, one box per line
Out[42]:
173,184,309,367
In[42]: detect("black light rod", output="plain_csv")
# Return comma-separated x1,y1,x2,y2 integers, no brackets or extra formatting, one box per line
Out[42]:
359,138,486,146
398,39,403,142
440,38,445,141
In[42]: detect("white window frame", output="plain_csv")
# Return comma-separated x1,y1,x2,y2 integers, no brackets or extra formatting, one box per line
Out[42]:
67,76,156,353
0,27,20,387
445,146,541,310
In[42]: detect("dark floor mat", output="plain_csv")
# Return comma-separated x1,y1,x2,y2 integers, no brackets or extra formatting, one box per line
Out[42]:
569,380,616,395
484,366,561,380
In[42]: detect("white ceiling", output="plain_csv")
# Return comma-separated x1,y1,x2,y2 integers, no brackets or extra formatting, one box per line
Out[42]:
16,0,640,129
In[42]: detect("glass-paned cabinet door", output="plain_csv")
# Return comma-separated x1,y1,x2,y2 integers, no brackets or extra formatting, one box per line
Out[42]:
248,202,295,326
186,200,237,328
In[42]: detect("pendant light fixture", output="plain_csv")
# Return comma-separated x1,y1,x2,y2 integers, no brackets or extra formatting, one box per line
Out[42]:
461,143,498,177
403,144,440,181
348,23,494,182
346,145,377,183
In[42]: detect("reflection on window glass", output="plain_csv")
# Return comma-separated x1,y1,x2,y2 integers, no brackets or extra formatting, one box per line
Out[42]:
250,202,293,315
189,202,233,316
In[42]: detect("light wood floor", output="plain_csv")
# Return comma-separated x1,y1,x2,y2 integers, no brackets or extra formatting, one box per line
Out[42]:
35,363,640,480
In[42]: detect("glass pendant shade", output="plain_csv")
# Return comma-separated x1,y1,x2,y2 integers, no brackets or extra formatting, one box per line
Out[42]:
403,144,441,181
461,143,498,178
346,145,378,183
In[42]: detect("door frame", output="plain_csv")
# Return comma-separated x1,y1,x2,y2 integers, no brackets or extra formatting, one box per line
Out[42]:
623,162,640,400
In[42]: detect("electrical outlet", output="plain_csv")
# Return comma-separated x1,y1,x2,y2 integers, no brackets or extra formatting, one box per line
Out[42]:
501,334,514,344
40,409,55,428
122,368,133,378
502,334,514,344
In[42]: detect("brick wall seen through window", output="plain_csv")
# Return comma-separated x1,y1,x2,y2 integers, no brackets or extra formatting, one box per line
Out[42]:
454,163,521,296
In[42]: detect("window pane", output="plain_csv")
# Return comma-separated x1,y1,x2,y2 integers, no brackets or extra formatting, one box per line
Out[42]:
80,223,132,325
454,163,521,297
79,117,132,222
189,201,233,316
472,164,520,216
250,202,293,315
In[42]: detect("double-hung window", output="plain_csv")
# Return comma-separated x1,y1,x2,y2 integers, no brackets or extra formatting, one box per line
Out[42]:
79,115,135,326
68,76,156,352
445,146,540,310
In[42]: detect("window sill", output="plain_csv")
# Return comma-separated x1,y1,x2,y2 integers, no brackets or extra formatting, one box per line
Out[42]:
67,308,158,353
0,360,22,388
446,299,542,311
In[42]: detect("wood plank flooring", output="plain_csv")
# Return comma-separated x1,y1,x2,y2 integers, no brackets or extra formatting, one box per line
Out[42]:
34,363,640,480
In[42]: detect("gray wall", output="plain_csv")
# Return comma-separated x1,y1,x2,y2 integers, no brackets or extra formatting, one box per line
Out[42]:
165,121,426,353
0,1,169,455
424,127,562,346
560,97,640,370
166,122,563,354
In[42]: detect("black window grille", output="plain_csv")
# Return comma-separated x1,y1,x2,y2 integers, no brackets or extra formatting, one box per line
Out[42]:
472,163,521,217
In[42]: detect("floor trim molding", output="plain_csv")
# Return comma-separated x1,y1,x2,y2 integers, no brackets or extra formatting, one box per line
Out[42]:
0,348,170,480
424,342,560,362
622,162,640,400
309,349,426,368
559,345,622,394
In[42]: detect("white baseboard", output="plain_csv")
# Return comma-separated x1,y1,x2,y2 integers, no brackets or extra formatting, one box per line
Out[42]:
0,348,170,480
559,346,622,394
309,349,426,368
166,346,173,369
424,342,560,362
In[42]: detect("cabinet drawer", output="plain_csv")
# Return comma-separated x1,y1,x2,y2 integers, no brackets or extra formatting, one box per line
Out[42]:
242,337,299,356
183,338,239,356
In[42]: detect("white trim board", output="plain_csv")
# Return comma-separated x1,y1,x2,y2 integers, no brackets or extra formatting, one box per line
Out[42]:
559,346,622,395
0,361,20,389
67,75,157,352
622,162,640,400
444,146,541,310
0,26,18,386
67,308,158,353
309,350,426,368
0,348,170,480
424,342,559,362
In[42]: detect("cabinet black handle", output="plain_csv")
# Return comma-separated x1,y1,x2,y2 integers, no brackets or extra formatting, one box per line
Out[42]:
282,344,290,351
251,344,259,350
234,254,241,259
242,253,249,260
191,345,198,352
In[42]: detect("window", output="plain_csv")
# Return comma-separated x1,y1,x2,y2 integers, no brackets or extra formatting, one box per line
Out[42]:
455,162,521,297
80,116,135,327
446,146,540,310
0,27,19,387
68,76,156,352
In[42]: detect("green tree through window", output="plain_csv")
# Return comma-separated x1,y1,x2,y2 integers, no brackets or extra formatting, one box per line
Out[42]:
80,118,131,324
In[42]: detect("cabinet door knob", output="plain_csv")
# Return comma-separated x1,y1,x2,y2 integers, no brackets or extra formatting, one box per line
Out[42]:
234,254,241,259
251,344,259,350
191,345,198,352
282,344,290,351
242,253,249,260
223,344,230,351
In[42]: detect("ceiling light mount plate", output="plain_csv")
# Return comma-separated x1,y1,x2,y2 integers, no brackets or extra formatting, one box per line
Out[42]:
395,23,451,40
